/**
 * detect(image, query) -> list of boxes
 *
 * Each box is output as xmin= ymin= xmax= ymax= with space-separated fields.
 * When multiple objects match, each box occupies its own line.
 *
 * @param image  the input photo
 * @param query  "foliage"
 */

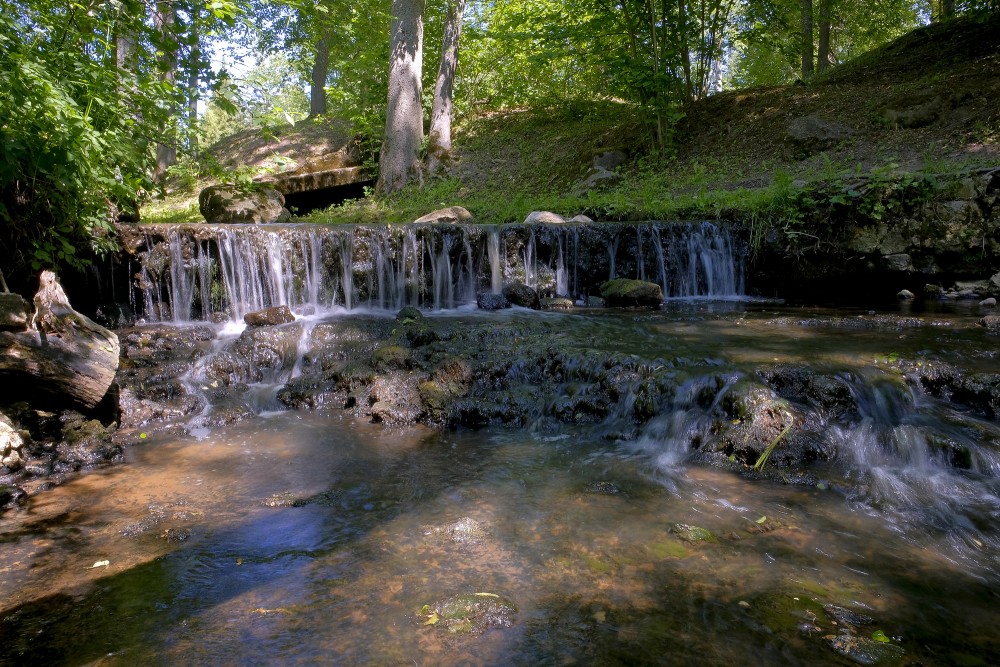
xmin=0 ymin=5 xmax=159 ymax=276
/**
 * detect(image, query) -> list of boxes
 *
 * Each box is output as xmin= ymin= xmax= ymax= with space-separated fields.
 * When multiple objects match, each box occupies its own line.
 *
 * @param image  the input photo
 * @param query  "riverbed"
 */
xmin=2 ymin=303 xmax=999 ymax=666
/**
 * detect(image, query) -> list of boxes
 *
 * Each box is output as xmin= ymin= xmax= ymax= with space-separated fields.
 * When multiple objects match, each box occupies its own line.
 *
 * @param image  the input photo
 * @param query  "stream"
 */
xmin=2 ymin=301 xmax=1000 ymax=666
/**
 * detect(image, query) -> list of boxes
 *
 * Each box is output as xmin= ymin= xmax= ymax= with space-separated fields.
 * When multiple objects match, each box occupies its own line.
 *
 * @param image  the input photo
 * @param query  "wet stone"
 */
xmin=824 ymin=604 xmax=874 ymax=628
xmin=826 ymin=634 xmax=904 ymax=666
xmin=159 ymin=527 xmax=192 ymax=543
xmin=670 ymin=523 xmax=717 ymax=543
xmin=419 ymin=592 xmax=517 ymax=635
xmin=432 ymin=516 xmax=489 ymax=544
xmin=587 ymin=481 xmax=623 ymax=495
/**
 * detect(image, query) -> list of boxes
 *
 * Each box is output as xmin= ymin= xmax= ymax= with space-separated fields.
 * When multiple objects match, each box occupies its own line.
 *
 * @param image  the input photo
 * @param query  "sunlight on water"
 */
xmin=4 ymin=305 xmax=1000 ymax=665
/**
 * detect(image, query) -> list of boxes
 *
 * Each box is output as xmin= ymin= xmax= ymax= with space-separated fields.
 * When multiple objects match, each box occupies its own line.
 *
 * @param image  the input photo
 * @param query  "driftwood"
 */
xmin=0 ymin=271 xmax=119 ymax=410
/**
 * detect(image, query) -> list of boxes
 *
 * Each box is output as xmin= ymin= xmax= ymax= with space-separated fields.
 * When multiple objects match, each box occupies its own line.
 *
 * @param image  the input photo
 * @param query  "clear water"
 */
xmin=2 ymin=305 xmax=1000 ymax=666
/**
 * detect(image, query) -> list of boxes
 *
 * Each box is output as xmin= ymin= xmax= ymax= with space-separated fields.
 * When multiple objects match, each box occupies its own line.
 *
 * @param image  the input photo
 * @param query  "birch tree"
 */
xmin=426 ymin=0 xmax=465 ymax=173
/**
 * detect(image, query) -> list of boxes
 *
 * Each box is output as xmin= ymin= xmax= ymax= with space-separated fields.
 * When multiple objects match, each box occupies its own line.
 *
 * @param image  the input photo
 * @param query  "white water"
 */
xmin=136 ymin=221 xmax=747 ymax=323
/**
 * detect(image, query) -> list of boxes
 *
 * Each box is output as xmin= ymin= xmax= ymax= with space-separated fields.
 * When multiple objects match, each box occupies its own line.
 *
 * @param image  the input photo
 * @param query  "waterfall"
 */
xmin=487 ymin=227 xmax=502 ymax=294
xmin=133 ymin=221 xmax=747 ymax=322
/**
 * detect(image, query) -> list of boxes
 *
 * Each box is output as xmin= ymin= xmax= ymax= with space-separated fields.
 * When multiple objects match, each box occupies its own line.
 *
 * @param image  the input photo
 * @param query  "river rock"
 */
xmin=414 ymin=206 xmax=473 ymax=223
xmin=523 ymin=210 xmax=566 ymax=224
xmin=980 ymin=315 xmax=1000 ymax=333
xmin=896 ymin=289 xmax=915 ymax=300
xmin=600 ymin=278 xmax=663 ymax=308
xmin=981 ymin=297 xmax=997 ymax=307
xmin=234 ymin=322 xmax=303 ymax=370
xmin=757 ymin=365 xmax=855 ymax=419
xmin=419 ymin=592 xmax=517 ymax=635
xmin=396 ymin=306 xmax=423 ymax=322
xmin=198 ymin=184 xmax=291 ymax=224
xmin=502 ymin=283 xmax=540 ymax=309
xmin=568 ymin=214 xmax=594 ymax=223
xmin=826 ymin=634 xmax=904 ymax=665
xmin=56 ymin=411 xmax=122 ymax=471
xmin=369 ymin=374 xmax=424 ymax=425
xmin=477 ymin=292 xmax=509 ymax=310
xmin=1 ymin=415 xmax=25 ymax=471
xmin=540 ymin=297 xmax=574 ymax=310
xmin=244 ymin=305 xmax=295 ymax=327
xmin=0 ymin=293 xmax=30 ymax=331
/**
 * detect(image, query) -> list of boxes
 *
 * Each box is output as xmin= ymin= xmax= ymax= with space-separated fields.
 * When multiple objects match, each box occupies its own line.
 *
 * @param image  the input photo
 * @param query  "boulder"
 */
xmin=0 ymin=293 xmax=30 ymax=331
xmin=881 ymin=93 xmax=946 ymax=129
xmin=477 ymin=292 xmax=509 ymax=310
xmin=198 ymin=184 xmax=291 ymax=224
xmin=243 ymin=305 xmax=295 ymax=327
xmin=523 ymin=211 xmax=566 ymax=224
xmin=540 ymin=297 xmax=574 ymax=310
xmin=414 ymin=206 xmax=473 ymax=224
xmin=593 ymin=150 xmax=627 ymax=171
xmin=981 ymin=297 xmax=997 ymax=307
xmin=0 ymin=271 xmax=119 ymax=410
xmin=574 ymin=167 xmax=622 ymax=194
xmin=395 ymin=306 xmax=423 ymax=322
xmin=897 ymin=289 xmax=915 ymax=300
xmin=600 ymin=278 xmax=663 ymax=308
xmin=980 ymin=315 xmax=1000 ymax=333
xmin=786 ymin=116 xmax=855 ymax=154
xmin=568 ymin=214 xmax=594 ymax=223
xmin=502 ymin=283 xmax=540 ymax=309
xmin=1 ymin=416 xmax=25 ymax=471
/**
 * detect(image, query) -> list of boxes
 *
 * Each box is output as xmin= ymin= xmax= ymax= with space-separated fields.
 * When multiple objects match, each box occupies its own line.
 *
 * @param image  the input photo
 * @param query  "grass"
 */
xmin=141 ymin=15 xmax=999 ymax=228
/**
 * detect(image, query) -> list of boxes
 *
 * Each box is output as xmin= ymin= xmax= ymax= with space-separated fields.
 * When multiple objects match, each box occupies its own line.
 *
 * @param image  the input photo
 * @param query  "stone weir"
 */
xmin=118 ymin=220 xmax=746 ymax=322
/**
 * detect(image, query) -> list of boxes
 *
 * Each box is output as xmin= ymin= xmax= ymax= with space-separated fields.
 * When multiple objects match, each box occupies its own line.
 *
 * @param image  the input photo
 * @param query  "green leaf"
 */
xmin=871 ymin=630 xmax=890 ymax=643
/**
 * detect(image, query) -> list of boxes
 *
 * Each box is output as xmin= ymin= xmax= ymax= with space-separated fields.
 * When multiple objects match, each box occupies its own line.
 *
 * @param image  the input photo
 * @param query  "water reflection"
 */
xmin=2 ymin=304 xmax=1000 ymax=665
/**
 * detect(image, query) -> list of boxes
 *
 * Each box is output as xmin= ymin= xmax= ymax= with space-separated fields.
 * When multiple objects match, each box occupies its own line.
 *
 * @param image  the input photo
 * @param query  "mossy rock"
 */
xmin=372 ymin=346 xmax=411 ymax=371
xmin=419 ymin=592 xmax=517 ymax=635
xmin=599 ymin=278 xmax=663 ymax=308
xmin=396 ymin=306 xmax=423 ymax=323
xmin=670 ymin=523 xmax=717 ymax=543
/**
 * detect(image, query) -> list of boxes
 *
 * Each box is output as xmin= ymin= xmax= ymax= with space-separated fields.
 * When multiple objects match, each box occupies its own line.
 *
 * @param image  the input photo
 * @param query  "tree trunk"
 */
xmin=937 ymin=0 xmax=955 ymax=21
xmin=311 ymin=28 xmax=333 ymax=116
xmin=801 ymin=0 xmax=814 ymax=79
xmin=817 ymin=0 xmax=832 ymax=71
xmin=0 ymin=272 xmax=119 ymax=410
xmin=426 ymin=0 xmax=465 ymax=174
xmin=188 ymin=3 xmax=200 ymax=156
xmin=376 ymin=0 xmax=426 ymax=194
xmin=154 ymin=0 xmax=178 ymax=181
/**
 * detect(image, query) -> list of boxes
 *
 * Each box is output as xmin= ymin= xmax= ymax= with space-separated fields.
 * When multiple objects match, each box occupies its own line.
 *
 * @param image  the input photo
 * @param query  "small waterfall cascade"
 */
xmin=130 ymin=220 xmax=748 ymax=323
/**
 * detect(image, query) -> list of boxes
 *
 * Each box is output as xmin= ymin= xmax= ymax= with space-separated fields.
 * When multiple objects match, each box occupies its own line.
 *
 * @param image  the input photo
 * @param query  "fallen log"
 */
xmin=0 ymin=271 xmax=119 ymax=410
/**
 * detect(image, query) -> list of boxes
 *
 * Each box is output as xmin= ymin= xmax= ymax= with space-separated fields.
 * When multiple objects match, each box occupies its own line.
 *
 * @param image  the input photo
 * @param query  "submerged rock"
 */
xmin=670 ymin=523 xmax=717 ymax=543
xmin=419 ymin=592 xmax=517 ymax=635
xmin=826 ymin=634 xmax=904 ymax=665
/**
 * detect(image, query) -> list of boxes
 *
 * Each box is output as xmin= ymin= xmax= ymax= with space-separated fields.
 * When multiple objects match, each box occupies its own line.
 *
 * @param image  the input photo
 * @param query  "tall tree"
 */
xmin=817 ymin=0 xmax=832 ymax=71
xmin=187 ymin=1 xmax=202 ymax=155
xmin=311 ymin=27 xmax=333 ymax=116
xmin=801 ymin=0 xmax=814 ymax=78
xmin=377 ymin=0 xmax=426 ymax=194
xmin=426 ymin=0 xmax=465 ymax=174
xmin=154 ymin=0 xmax=178 ymax=180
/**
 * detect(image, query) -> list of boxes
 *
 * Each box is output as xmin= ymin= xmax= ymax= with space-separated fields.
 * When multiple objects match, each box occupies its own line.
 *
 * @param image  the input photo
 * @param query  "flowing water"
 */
xmin=3 ymin=302 xmax=1000 ymax=666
